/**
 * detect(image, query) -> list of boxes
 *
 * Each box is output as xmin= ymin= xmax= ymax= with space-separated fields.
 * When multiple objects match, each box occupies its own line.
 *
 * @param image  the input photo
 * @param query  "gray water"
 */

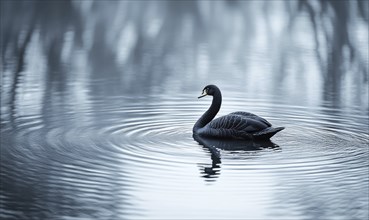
xmin=1 ymin=1 xmax=368 ymax=220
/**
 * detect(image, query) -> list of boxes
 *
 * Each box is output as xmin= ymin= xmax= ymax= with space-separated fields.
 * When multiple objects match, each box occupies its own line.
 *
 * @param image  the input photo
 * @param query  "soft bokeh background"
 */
xmin=1 ymin=0 xmax=368 ymax=106
xmin=1 ymin=1 xmax=368 ymax=220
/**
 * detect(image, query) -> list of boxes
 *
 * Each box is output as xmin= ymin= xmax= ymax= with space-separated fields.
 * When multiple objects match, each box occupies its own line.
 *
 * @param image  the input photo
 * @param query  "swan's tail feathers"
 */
xmin=253 ymin=127 xmax=285 ymax=140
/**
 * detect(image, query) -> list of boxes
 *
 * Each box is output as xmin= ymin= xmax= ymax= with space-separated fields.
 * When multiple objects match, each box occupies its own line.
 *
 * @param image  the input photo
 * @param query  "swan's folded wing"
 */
xmin=207 ymin=114 xmax=268 ymax=133
xmin=229 ymin=111 xmax=272 ymax=127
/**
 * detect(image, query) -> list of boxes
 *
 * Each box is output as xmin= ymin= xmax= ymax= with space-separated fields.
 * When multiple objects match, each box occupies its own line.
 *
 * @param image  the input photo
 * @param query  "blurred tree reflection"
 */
xmin=1 ymin=0 xmax=368 ymax=112
xmin=296 ymin=0 xmax=368 ymax=104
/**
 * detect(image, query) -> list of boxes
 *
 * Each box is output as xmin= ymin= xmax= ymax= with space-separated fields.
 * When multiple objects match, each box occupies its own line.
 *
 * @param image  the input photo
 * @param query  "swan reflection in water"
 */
xmin=193 ymin=134 xmax=280 ymax=181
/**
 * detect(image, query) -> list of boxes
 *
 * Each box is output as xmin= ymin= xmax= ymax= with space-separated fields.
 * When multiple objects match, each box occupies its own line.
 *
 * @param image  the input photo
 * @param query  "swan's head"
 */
xmin=198 ymin=85 xmax=218 ymax=99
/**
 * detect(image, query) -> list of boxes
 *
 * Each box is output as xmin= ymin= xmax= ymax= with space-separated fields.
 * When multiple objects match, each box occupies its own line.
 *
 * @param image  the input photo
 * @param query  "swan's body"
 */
xmin=193 ymin=85 xmax=284 ymax=140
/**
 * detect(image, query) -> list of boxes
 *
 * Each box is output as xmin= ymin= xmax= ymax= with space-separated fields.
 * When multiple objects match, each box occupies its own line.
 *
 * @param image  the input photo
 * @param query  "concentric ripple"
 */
xmin=1 ymin=94 xmax=368 ymax=220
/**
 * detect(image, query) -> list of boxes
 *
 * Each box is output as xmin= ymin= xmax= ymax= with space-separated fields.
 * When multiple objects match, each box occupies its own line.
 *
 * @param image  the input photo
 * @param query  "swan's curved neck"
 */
xmin=193 ymin=89 xmax=222 ymax=131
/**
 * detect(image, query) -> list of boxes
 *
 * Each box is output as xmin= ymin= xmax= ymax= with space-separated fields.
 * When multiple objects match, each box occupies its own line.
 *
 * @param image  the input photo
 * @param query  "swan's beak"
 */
xmin=198 ymin=90 xmax=208 ymax=99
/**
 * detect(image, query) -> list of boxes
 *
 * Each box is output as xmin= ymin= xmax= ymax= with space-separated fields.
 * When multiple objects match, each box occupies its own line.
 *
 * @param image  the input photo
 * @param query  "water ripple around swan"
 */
xmin=1 ymin=94 xmax=368 ymax=219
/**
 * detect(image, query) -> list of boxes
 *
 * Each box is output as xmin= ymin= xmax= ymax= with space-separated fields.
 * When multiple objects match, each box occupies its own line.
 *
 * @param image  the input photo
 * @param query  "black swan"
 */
xmin=193 ymin=85 xmax=284 ymax=140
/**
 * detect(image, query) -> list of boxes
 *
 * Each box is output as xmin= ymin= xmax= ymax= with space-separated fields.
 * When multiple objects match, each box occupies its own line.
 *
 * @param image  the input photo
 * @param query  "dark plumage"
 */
xmin=193 ymin=85 xmax=284 ymax=140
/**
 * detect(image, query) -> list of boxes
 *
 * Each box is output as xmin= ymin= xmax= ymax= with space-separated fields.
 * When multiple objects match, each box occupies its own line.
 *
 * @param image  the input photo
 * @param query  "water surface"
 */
xmin=1 ymin=1 xmax=368 ymax=219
